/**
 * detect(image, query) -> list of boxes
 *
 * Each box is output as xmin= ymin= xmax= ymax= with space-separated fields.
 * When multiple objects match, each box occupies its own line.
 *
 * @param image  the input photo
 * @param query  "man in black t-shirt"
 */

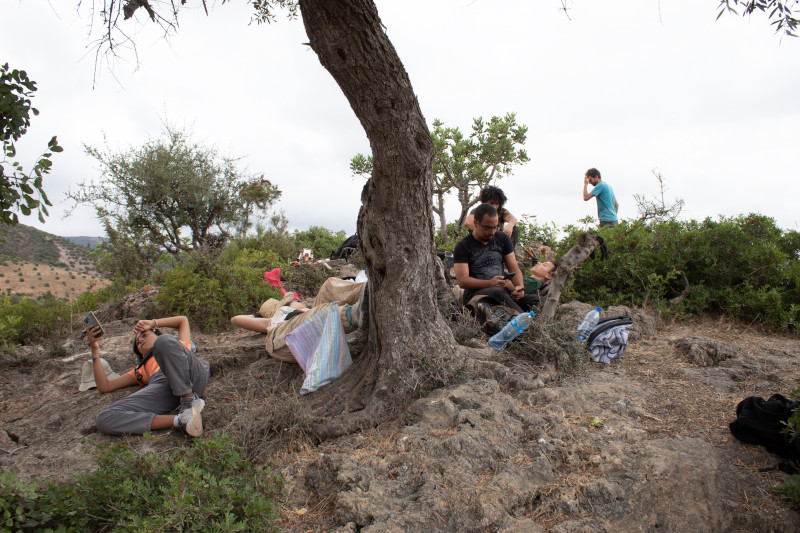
xmin=453 ymin=203 xmax=538 ymax=313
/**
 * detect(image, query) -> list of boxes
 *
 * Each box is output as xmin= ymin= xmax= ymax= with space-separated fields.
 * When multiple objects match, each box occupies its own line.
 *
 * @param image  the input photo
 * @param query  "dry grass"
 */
xmin=210 ymin=362 xmax=314 ymax=463
xmin=0 ymin=259 xmax=109 ymax=299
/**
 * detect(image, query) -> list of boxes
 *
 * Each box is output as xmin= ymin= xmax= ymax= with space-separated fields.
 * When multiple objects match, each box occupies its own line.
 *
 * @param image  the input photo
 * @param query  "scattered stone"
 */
xmin=672 ymin=336 xmax=742 ymax=367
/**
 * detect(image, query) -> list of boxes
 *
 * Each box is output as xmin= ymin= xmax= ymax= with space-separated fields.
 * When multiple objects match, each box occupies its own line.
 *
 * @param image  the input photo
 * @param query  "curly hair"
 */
xmin=479 ymin=186 xmax=508 ymax=209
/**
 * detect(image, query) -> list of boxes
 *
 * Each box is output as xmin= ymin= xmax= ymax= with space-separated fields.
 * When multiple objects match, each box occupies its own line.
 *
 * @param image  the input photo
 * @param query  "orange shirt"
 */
xmin=126 ymin=340 xmax=191 ymax=386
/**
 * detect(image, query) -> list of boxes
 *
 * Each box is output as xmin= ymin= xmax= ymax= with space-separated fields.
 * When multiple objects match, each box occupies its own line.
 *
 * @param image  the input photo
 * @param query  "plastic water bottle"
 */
xmin=488 ymin=311 xmax=535 ymax=350
xmin=577 ymin=306 xmax=602 ymax=341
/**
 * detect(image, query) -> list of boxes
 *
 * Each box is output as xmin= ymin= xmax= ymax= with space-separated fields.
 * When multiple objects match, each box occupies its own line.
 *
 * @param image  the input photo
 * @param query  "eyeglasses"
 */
xmin=478 ymin=223 xmax=501 ymax=231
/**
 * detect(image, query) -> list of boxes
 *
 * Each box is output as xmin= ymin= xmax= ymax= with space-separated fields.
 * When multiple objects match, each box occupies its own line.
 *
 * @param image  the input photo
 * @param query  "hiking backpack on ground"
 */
xmin=330 ymin=234 xmax=360 ymax=261
xmin=586 ymin=316 xmax=633 ymax=364
xmin=729 ymin=394 xmax=800 ymax=473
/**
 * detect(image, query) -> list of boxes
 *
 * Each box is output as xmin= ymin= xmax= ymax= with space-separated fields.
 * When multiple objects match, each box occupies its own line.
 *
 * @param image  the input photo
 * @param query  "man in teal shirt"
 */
xmin=583 ymin=167 xmax=619 ymax=227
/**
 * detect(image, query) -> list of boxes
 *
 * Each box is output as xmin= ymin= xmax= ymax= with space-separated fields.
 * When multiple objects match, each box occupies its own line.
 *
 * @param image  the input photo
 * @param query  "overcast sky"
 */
xmin=2 ymin=0 xmax=798 ymax=239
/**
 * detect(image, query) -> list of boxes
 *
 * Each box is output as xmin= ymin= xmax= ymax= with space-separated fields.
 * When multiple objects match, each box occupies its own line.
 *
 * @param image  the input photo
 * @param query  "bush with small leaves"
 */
xmin=0 ymin=433 xmax=281 ymax=531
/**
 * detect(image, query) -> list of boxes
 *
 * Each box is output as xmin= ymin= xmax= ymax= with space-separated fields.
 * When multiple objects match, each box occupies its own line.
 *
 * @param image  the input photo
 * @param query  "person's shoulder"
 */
xmin=454 ymin=233 xmax=475 ymax=249
xmin=494 ymin=231 xmax=512 ymax=246
xmin=453 ymin=233 xmax=476 ymax=261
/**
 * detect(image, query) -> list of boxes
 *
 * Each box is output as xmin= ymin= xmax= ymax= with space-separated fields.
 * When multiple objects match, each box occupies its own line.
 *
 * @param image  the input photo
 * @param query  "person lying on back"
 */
xmin=87 ymin=315 xmax=210 ymax=437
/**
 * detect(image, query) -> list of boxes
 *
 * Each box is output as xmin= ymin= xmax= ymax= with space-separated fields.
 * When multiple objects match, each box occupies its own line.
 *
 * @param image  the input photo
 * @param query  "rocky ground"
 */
xmin=1 ymin=290 xmax=798 ymax=532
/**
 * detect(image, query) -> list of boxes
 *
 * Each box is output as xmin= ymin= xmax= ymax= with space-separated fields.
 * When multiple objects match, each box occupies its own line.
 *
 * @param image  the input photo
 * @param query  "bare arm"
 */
xmin=615 ymin=198 xmax=619 ymax=213
xmin=464 ymin=213 xmax=476 ymax=231
xmin=86 ymin=326 xmax=138 ymax=393
xmin=502 ymin=211 xmax=518 ymax=237
xmin=231 ymin=315 xmax=272 ymax=333
xmin=583 ymin=175 xmax=594 ymax=201
xmin=134 ymin=315 xmax=191 ymax=344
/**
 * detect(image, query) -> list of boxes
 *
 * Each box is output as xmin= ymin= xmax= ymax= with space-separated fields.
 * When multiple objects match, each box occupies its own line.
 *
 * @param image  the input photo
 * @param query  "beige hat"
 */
xmin=259 ymin=292 xmax=296 ymax=319
xmin=79 ymin=358 xmax=121 ymax=391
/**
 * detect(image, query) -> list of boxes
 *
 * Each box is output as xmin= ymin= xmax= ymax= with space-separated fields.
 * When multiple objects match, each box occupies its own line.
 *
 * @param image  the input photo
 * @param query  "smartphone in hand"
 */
xmin=502 ymin=272 xmax=517 ymax=280
xmin=83 ymin=311 xmax=105 ymax=338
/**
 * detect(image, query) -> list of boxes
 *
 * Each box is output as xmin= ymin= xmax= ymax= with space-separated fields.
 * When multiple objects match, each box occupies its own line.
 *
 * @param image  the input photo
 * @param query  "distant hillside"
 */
xmin=64 ymin=236 xmax=105 ymax=249
xmin=0 ymin=224 xmax=100 ymax=274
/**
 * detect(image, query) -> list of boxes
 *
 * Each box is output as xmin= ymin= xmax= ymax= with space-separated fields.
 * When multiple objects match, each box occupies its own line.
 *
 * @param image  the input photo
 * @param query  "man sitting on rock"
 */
xmin=454 ymin=203 xmax=538 ymax=316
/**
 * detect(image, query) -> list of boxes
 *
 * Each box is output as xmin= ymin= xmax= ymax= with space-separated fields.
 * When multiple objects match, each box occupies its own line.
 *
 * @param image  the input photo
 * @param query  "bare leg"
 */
xmin=231 ymin=315 xmax=271 ymax=333
xmin=151 ymin=414 xmax=176 ymax=430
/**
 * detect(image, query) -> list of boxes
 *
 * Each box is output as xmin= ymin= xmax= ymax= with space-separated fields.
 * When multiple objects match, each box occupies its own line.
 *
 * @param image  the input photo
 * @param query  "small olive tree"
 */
xmin=70 ymin=125 xmax=279 ymax=256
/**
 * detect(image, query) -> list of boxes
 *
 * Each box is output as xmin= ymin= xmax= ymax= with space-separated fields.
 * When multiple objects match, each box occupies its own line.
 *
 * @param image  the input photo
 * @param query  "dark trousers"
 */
xmin=464 ymin=286 xmax=538 ymax=313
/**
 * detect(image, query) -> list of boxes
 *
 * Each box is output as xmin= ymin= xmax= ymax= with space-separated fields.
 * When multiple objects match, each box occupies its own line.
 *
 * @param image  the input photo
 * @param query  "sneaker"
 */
xmin=178 ymin=397 xmax=205 ymax=437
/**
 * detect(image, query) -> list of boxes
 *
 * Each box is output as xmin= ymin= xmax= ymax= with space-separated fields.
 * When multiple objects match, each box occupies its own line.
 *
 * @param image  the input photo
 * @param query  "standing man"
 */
xmin=453 ymin=203 xmax=538 ymax=313
xmin=583 ymin=168 xmax=619 ymax=227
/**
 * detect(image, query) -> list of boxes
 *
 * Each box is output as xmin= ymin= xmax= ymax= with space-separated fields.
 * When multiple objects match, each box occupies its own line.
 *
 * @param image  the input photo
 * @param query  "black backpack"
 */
xmin=730 ymin=394 xmax=800 ymax=473
xmin=331 ymin=234 xmax=360 ymax=261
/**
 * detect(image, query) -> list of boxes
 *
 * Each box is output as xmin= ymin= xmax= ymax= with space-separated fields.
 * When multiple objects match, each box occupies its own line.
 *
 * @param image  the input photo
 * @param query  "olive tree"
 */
xmin=352 ymin=113 xmax=529 ymax=244
xmin=71 ymin=125 xmax=279 ymax=255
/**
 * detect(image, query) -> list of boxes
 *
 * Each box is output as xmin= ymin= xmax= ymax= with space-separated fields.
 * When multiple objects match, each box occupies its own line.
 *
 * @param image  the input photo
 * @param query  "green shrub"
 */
xmin=0 ymin=313 xmax=21 ymax=356
xmin=557 ymin=215 xmax=800 ymax=330
xmin=774 ymin=377 xmax=800 ymax=510
xmin=517 ymin=214 xmax=559 ymax=248
xmin=0 ymin=295 xmax=71 ymax=345
xmin=155 ymin=247 xmax=284 ymax=330
xmin=0 ymin=434 xmax=281 ymax=532
xmin=237 ymin=226 xmax=298 ymax=262
xmin=284 ymin=262 xmax=336 ymax=297
xmin=434 ymin=220 xmax=469 ymax=251
xmin=775 ymin=474 xmax=800 ymax=511
xmin=293 ymin=225 xmax=347 ymax=260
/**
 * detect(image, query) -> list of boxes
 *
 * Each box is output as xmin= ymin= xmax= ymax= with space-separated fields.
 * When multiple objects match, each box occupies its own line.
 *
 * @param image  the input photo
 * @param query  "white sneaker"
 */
xmin=178 ymin=398 xmax=205 ymax=437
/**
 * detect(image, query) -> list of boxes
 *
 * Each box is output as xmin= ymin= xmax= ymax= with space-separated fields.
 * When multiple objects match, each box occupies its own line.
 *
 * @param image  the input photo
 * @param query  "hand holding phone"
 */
xmin=502 ymin=272 xmax=517 ymax=280
xmin=83 ymin=312 xmax=105 ymax=338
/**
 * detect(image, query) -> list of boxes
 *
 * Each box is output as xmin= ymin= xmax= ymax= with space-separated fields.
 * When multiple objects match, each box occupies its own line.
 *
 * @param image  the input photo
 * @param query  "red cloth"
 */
xmin=263 ymin=268 xmax=299 ymax=300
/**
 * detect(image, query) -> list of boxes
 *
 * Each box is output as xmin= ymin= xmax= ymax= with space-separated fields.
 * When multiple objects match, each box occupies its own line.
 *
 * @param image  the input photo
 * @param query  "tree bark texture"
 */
xmin=298 ymin=0 xmax=459 ymax=438
xmin=541 ymin=233 xmax=601 ymax=318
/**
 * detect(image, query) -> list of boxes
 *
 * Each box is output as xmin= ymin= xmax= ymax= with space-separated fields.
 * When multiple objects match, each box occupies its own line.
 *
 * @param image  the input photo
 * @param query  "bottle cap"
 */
xmin=595 ymin=306 xmax=601 ymax=311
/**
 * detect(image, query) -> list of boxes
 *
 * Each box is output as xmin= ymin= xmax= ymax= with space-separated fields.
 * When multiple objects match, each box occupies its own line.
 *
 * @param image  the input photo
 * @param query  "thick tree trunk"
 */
xmin=299 ymin=0 xmax=459 ymax=438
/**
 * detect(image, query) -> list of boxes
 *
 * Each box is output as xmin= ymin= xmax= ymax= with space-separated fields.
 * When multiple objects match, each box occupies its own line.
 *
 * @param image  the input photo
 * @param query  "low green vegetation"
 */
xmin=154 ymin=246 xmax=285 ymax=330
xmin=556 ymin=214 xmax=800 ymax=331
xmin=0 ymin=434 xmax=281 ymax=532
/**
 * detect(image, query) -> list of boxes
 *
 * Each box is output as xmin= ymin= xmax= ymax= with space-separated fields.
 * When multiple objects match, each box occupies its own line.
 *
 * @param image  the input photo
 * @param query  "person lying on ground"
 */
xmin=524 ymin=260 xmax=556 ymax=302
xmin=454 ymin=203 xmax=538 ymax=314
xmin=231 ymin=276 xmax=369 ymax=363
xmin=464 ymin=185 xmax=519 ymax=245
xmin=86 ymin=315 xmax=210 ymax=437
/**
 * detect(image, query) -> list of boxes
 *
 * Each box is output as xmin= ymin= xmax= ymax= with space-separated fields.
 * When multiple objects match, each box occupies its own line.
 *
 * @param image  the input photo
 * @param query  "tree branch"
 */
xmin=541 ymin=233 xmax=601 ymax=318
